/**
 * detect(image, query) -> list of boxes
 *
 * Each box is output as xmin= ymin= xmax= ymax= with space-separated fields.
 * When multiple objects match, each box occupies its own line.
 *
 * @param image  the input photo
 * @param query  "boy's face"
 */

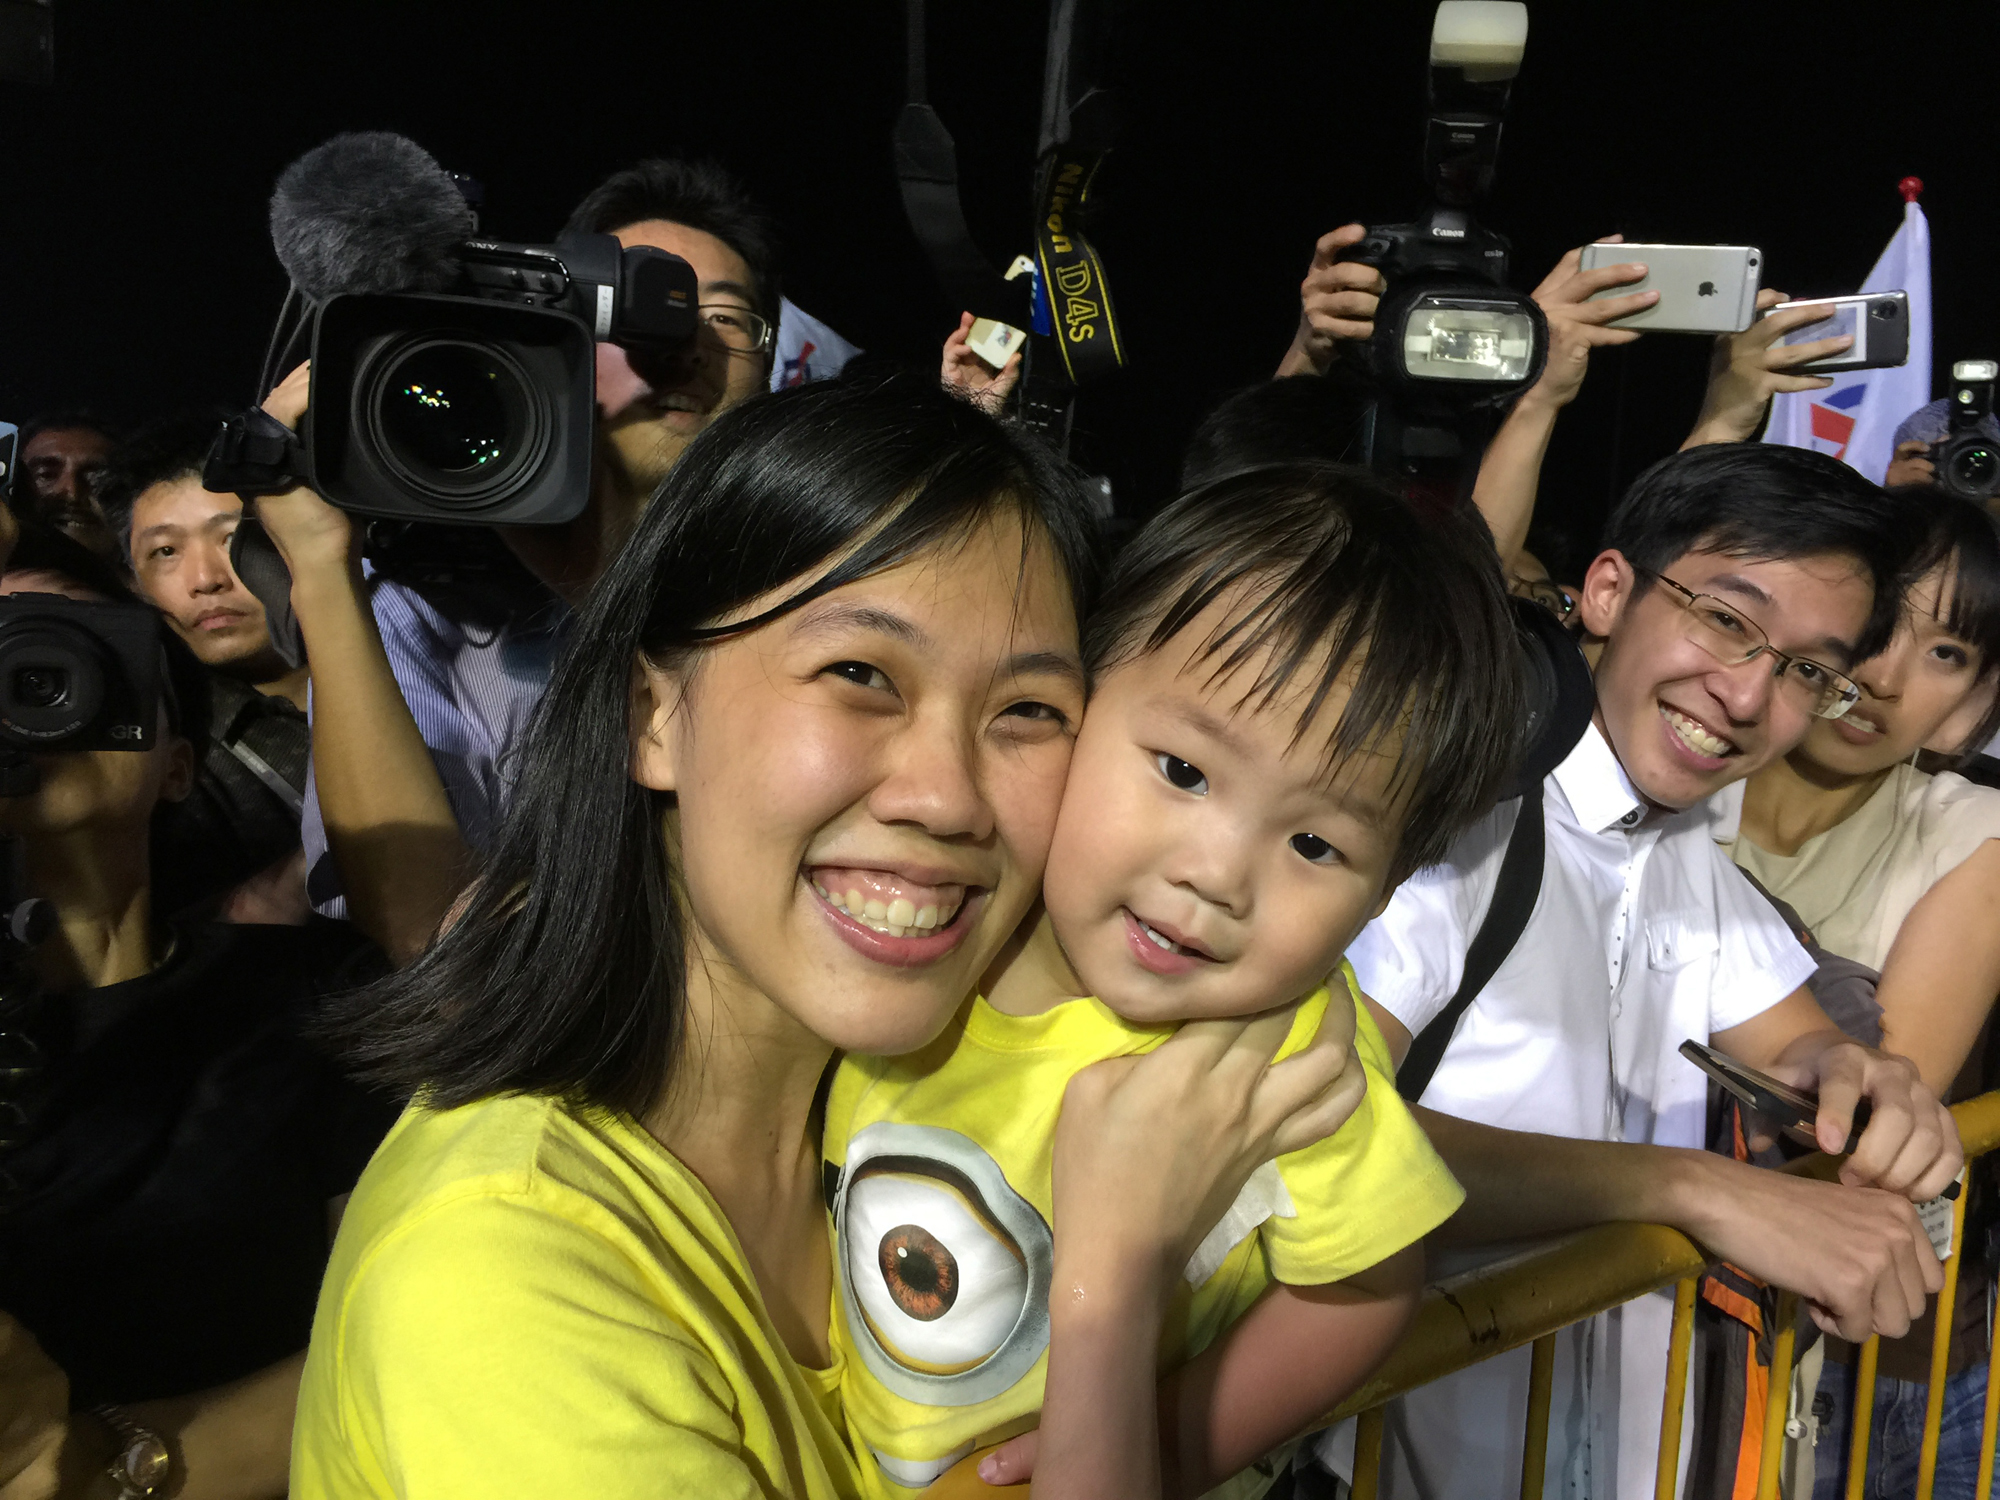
xmin=1043 ymin=612 xmax=1406 ymax=1024
xmin=1579 ymin=544 xmax=1873 ymax=810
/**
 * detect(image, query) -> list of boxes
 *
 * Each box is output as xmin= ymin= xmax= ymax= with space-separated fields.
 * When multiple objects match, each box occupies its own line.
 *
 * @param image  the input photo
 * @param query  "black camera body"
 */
xmin=305 ymin=232 xmax=697 ymax=526
xmin=0 ymin=595 xmax=161 ymax=755
xmin=1338 ymin=4 xmax=1544 ymax=492
xmin=1934 ymin=359 xmax=2000 ymax=502
xmin=217 ymin=232 xmax=699 ymax=528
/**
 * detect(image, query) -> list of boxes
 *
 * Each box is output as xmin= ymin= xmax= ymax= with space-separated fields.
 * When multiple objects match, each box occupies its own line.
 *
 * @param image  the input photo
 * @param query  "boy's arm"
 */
xmin=969 ymin=1250 xmax=1422 ymax=1498
xmin=1158 ymin=1251 xmax=1421 ymax=1499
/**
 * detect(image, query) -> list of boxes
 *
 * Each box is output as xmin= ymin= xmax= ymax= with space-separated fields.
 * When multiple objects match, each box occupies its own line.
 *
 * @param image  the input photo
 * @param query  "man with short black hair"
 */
xmin=1315 ymin=444 xmax=1960 ymax=1498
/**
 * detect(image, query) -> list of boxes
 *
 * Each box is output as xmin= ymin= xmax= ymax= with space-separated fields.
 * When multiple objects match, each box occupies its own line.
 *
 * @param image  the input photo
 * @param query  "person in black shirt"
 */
xmin=0 ymin=524 xmax=396 ymax=1498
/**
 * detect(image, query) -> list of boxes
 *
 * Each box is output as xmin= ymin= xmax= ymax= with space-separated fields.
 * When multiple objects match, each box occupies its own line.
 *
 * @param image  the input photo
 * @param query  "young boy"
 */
xmin=823 ymin=462 xmax=1529 ymax=1497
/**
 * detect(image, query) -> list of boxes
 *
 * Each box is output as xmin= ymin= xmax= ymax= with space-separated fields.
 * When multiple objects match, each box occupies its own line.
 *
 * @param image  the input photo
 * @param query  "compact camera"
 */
xmin=210 ymin=232 xmax=699 ymax=527
xmin=0 ymin=595 xmax=161 ymax=755
xmin=1934 ymin=360 xmax=2000 ymax=503
xmin=1338 ymin=2 xmax=1547 ymax=488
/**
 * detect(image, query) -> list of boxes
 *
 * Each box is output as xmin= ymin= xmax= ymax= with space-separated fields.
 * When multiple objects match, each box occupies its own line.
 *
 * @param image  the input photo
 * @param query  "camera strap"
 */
xmin=895 ymin=0 xmax=1126 ymax=445
xmin=891 ymin=0 xmax=1028 ymax=330
xmin=1396 ymin=782 xmax=1545 ymax=1103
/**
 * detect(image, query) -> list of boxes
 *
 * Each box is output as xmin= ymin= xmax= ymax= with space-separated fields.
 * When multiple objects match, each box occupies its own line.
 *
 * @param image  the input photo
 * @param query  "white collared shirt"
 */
xmin=1319 ymin=724 xmax=1814 ymax=1500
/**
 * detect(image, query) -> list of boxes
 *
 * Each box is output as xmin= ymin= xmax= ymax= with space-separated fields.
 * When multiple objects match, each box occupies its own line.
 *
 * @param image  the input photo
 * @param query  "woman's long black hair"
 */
xmin=321 ymin=373 xmax=1100 ymax=1116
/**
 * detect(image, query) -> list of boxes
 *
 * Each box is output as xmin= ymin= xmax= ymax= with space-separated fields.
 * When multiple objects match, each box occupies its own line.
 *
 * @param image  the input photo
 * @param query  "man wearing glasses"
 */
xmin=1312 ymin=444 xmax=1962 ymax=1499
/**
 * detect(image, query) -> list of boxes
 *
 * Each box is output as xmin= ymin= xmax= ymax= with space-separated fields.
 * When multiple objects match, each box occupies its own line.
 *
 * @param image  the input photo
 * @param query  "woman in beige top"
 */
xmin=1728 ymin=486 xmax=2000 ymax=1500
xmin=1732 ymin=487 xmax=2000 ymax=1093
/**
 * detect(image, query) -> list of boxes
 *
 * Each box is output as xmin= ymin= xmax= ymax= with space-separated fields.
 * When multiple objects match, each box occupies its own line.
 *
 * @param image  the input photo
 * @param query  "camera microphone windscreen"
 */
xmin=269 ymin=132 xmax=476 ymax=302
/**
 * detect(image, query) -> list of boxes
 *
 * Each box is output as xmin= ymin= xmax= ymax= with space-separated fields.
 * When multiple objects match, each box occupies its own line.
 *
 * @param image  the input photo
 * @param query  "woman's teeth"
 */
xmin=1845 ymin=714 xmax=1882 ymax=735
xmin=1664 ymin=707 xmax=1732 ymax=758
xmin=813 ymin=881 xmax=955 ymax=938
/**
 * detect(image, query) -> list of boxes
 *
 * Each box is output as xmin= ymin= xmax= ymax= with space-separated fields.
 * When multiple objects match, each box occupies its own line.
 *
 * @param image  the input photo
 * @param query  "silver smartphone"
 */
xmin=1767 ymin=292 xmax=1910 ymax=372
xmin=1579 ymin=242 xmax=1763 ymax=334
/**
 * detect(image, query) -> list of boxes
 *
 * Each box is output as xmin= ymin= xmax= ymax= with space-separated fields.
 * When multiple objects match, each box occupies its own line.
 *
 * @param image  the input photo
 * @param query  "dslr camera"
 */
xmin=1933 ymin=359 xmax=2000 ymax=503
xmin=1339 ymin=1 xmax=1547 ymax=491
xmin=0 ymin=596 xmax=161 ymax=760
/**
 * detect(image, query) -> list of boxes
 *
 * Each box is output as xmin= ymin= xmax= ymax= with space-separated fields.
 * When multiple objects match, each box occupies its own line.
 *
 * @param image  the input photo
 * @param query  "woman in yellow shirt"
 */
xmin=290 ymin=374 xmax=1354 ymax=1500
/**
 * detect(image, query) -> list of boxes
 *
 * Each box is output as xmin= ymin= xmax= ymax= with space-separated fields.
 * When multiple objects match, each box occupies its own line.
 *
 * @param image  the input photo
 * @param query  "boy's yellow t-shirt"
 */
xmin=823 ymin=962 xmax=1462 ymax=1494
xmin=293 ymin=1094 xmax=871 ymax=1500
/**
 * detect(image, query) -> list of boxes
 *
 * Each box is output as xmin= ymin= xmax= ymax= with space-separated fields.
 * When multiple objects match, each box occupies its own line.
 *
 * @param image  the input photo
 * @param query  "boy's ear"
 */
xmin=1927 ymin=671 xmax=2000 ymax=757
xmin=1576 ymin=548 xmax=1640 ymax=640
xmin=629 ymin=656 xmax=685 ymax=792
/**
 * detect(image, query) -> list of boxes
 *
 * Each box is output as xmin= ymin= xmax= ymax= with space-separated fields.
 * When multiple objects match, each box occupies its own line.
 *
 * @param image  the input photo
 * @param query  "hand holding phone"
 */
xmin=1680 ymin=1039 xmax=1877 ymax=1156
xmin=1580 ymin=243 xmax=1762 ymax=334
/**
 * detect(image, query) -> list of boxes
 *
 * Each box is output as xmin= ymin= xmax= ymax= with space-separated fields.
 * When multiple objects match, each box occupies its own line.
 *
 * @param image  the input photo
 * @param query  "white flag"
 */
xmin=770 ymin=298 xmax=862 ymax=391
xmin=1764 ymin=194 xmax=1932 ymax=483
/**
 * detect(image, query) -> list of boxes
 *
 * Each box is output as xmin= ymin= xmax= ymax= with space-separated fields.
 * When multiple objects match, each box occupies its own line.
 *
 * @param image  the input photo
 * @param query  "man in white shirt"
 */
xmin=1320 ymin=442 xmax=1963 ymax=1498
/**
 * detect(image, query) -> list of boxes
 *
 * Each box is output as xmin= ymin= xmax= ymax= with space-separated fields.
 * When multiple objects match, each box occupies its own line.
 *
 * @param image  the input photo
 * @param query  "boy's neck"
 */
xmin=982 ymin=905 xmax=1092 ymax=1017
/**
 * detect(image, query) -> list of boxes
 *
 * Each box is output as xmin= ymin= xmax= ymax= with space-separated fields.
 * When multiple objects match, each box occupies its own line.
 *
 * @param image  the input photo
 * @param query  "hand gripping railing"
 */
xmin=926 ymin=1090 xmax=2000 ymax=1500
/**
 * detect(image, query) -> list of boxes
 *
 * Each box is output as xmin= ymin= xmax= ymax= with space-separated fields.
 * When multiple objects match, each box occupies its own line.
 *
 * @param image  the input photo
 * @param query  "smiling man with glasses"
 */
xmin=1313 ymin=443 xmax=1959 ymax=1500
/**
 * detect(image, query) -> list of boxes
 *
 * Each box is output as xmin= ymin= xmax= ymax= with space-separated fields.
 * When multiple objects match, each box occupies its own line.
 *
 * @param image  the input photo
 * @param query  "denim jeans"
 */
xmin=1812 ymin=1356 xmax=1998 ymax=1499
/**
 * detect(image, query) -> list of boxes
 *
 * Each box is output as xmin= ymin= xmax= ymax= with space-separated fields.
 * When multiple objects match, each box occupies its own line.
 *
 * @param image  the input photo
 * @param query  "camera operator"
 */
xmin=259 ymin=156 xmax=784 ymax=960
xmin=0 ymin=519 xmax=396 ymax=1500
xmin=14 ymin=413 xmax=120 ymax=562
xmin=94 ymin=417 xmax=312 ymax=925
xmin=1881 ymin=398 xmax=2000 ymax=489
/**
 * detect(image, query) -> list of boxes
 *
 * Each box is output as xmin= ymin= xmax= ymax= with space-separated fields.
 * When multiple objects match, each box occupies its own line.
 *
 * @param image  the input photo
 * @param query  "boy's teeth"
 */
xmin=1139 ymin=918 xmax=1185 ymax=954
xmin=1665 ymin=708 xmax=1732 ymax=757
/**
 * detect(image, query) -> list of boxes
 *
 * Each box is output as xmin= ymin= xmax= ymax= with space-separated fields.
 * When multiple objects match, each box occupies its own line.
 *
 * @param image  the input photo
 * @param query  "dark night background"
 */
xmin=6 ymin=1 xmax=1998 ymax=555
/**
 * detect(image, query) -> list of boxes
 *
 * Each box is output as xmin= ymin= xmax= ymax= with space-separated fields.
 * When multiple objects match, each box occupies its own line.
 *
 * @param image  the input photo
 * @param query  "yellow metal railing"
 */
xmin=1330 ymin=1090 xmax=2000 ymax=1500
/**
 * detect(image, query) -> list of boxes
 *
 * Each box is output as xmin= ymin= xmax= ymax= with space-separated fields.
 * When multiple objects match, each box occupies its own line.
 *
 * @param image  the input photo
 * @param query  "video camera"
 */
xmin=207 ymin=134 xmax=704 ymax=527
xmin=1934 ymin=360 xmax=2000 ymax=503
xmin=1339 ymin=1 xmax=1547 ymax=492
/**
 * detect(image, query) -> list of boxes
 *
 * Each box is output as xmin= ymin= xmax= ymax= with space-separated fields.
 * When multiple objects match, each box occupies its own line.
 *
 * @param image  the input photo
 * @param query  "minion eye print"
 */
xmin=833 ymin=1124 xmax=1054 ymax=1407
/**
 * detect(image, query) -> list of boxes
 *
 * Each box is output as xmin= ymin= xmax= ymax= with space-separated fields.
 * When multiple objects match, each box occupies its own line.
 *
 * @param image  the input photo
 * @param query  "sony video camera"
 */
xmin=208 ymin=135 xmax=703 ymax=527
xmin=1934 ymin=360 xmax=2000 ymax=503
xmin=1339 ymin=1 xmax=1547 ymax=491
xmin=0 ymin=595 xmax=162 ymax=758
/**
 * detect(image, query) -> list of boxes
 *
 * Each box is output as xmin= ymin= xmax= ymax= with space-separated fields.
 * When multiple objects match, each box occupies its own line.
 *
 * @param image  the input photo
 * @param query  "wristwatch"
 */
xmin=90 ymin=1405 xmax=171 ymax=1498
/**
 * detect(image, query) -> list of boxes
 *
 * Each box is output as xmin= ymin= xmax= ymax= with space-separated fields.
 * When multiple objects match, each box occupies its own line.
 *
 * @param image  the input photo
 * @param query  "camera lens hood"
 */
xmin=1502 ymin=593 xmax=1595 ymax=802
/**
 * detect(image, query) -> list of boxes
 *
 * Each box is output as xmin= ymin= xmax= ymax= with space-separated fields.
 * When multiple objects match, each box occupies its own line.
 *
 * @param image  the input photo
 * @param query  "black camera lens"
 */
xmin=11 ymin=668 xmax=65 ymax=710
xmin=363 ymin=337 xmax=549 ymax=508
xmin=0 ymin=626 xmax=105 ymax=744
xmin=1951 ymin=445 xmax=2000 ymax=494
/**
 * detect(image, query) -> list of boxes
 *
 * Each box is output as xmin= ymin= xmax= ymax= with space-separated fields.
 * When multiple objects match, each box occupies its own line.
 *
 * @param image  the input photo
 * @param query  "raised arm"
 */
xmin=1681 ymin=289 xmax=1850 ymax=449
xmin=1276 ymin=225 xmax=1386 ymax=379
xmin=254 ymin=363 xmax=472 ymax=963
xmin=1469 ymin=239 xmax=1652 ymax=571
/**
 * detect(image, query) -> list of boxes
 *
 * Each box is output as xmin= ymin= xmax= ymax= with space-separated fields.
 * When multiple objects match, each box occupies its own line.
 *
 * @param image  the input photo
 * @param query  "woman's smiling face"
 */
xmin=631 ymin=513 xmax=1085 ymax=1057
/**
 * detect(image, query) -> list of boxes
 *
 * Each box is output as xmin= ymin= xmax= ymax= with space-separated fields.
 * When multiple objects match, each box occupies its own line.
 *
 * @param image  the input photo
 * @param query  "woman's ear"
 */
xmin=1926 ymin=671 xmax=2000 ymax=757
xmin=1576 ymin=549 xmax=1638 ymax=641
xmin=629 ymin=655 xmax=685 ymax=792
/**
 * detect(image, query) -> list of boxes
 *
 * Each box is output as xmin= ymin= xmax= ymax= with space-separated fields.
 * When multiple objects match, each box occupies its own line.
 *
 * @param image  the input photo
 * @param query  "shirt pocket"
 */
xmin=1645 ymin=914 xmax=1722 ymax=971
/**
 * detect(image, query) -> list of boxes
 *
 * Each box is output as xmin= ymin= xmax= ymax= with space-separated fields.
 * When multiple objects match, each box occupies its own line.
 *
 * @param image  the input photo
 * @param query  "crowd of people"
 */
xmin=0 ymin=144 xmax=1995 ymax=1500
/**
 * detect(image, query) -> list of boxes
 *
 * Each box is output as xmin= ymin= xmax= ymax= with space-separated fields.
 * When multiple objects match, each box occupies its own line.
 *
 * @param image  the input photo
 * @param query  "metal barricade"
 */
xmin=925 ymin=1091 xmax=2000 ymax=1500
